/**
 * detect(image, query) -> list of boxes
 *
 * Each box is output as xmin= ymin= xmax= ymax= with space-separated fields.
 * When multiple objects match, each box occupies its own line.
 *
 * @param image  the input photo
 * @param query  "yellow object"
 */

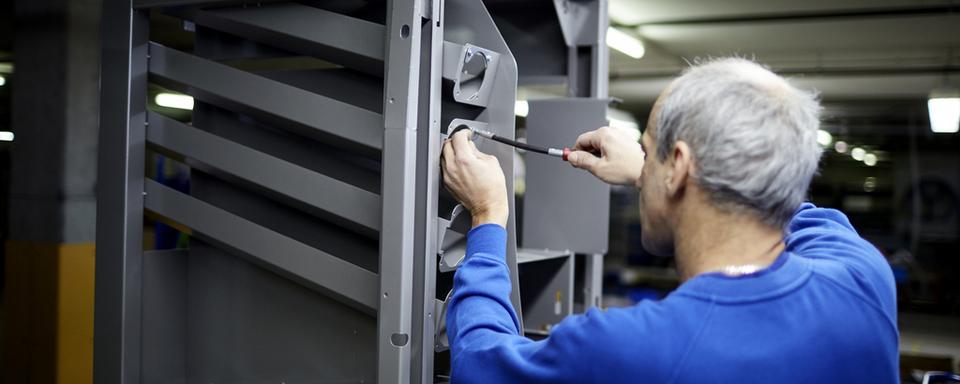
xmin=4 ymin=241 xmax=95 ymax=384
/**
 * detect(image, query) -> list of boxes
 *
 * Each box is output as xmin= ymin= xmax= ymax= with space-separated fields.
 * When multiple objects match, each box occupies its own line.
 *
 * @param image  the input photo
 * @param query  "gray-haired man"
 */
xmin=441 ymin=58 xmax=898 ymax=383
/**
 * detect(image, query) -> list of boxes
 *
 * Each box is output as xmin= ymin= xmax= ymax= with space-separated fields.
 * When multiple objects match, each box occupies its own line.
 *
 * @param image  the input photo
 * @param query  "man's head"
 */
xmin=637 ymin=58 xmax=823 ymax=256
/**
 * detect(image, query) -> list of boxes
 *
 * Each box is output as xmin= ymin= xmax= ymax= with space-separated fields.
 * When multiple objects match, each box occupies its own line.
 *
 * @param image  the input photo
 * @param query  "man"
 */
xmin=440 ymin=58 xmax=898 ymax=383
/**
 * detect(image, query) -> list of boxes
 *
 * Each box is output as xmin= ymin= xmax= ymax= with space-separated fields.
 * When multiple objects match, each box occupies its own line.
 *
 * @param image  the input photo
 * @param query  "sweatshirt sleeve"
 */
xmin=445 ymin=224 xmax=642 ymax=384
xmin=785 ymin=203 xmax=896 ymax=315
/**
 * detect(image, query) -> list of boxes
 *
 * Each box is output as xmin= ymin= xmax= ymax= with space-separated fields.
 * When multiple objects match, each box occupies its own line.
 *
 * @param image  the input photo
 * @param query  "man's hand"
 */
xmin=566 ymin=126 xmax=645 ymax=186
xmin=442 ymin=129 xmax=509 ymax=228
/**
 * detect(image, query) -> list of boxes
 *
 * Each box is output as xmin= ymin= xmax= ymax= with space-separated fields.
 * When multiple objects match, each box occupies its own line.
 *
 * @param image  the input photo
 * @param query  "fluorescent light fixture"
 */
xmin=928 ymin=96 xmax=960 ymax=134
xmin=834 ymin=141 xmax=848 ymax=153
xmin=851 ymin=147 xmax=866 ymax=161
xmin=816 ymin=130 xmax=832 ymax=146
xmin=515 ymin=100 xmax=529 ymax=117
xmin=0 ymin=131 xmax=14 ymax=142
xmin=0 ymin=75 xmax=5 ymax=87
xmin=863 ymin=153 xmax=877 ymax=166
xmin=607 ymin=27 xmax=645 ymax=59
xmin=155 ymin=93 xmax=194 ymax=110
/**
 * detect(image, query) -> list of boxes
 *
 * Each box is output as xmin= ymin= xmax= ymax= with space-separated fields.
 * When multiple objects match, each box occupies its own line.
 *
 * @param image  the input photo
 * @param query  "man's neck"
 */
xmin=673 ymin=203 xmax=785 ymax=282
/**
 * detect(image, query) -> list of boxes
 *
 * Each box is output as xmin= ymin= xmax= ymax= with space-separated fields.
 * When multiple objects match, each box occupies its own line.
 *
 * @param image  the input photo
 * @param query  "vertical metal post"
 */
xmin=412 ymin=0 xmax=444 ymax=382
xmin=94 ymin=3 xmax=149 ymax=383
xmin=583 ymin=253 xmax=604 ymax=309
xmin=592 ymin=0 xmax=609 ymax=99
xmin=379 ymin=0 xmax=424 ymax=382
xmin=560 ymin=0 xmax=609 ymax=99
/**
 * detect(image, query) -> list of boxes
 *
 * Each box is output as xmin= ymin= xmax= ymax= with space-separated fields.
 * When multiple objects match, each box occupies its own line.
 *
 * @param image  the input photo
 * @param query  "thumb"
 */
xmin=567 ymin=150 xmax=601 ymax=171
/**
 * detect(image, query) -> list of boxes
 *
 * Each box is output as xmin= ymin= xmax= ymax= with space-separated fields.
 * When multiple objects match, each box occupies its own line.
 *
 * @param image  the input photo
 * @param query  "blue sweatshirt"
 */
xmin=446 ymin=203 xmax=899 ymax=383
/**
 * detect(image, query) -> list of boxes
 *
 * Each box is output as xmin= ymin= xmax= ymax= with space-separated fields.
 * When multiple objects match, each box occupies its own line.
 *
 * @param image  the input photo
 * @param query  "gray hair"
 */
xmin=654 ymin=58 xmax=822 ymax=228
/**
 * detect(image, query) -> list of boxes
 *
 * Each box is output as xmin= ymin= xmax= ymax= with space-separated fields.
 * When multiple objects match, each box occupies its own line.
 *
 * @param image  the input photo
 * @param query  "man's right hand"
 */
xmin=566 ymin=126 xmax=645 ymax=186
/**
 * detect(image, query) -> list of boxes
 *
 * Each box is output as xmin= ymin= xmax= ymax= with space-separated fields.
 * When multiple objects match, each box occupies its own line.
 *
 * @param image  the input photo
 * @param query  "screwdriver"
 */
xmin=452 ymin=124 xmax=572 ymax=161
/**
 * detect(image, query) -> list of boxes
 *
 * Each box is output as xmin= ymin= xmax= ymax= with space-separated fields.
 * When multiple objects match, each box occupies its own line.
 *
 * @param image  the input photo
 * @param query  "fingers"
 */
xmin=441 ymin=138 xmax=456 ymax=172
xmin=450 ymin=129 xmax=479 ymax=159
xmin=573 ymin=127 xmax=606 ymax=153
xmin=567 ymin=150 xmax=601 ymax=172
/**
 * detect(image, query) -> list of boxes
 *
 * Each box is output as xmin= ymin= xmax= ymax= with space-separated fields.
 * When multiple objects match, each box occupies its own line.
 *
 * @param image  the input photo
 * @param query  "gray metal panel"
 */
xmin=522 ymin=98 xmax=610 ymax=254
xmin=186 ymin=241 xmax=377 ymax=383
xmin=446 ymin=0 xmax=525 ymax=329
xmin=142 ymin=179 xmax=380 ymax=313
xmin=145 ymin=111 xmax=381 ymax=234
xmin=94 ymin=5 xmax=148 ymax=383
xmin=378 ymin=0 xmax=424 ymax=380
xmin=198 ymin=4 xmax=385 ymax=76
xmin=141 ymin=249 xmax=188 ymax=384
xmin=261 ymin=69 xmax=385 ymax=116
xmin=147 ymin=42 xmax=384 ymax=152
xmin=518 ymin=252 xmax=574 ymax=334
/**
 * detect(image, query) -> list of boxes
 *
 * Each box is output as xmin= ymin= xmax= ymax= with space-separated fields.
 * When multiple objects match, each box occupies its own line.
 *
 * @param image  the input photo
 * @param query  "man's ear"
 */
xmin=664 ymin=140 xmax=692 ymax=197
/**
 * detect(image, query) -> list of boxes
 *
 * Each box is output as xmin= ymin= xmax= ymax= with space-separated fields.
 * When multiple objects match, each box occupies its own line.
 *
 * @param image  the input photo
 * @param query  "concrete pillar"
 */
xmin=3 ymin=0 xmax=101 ymax=382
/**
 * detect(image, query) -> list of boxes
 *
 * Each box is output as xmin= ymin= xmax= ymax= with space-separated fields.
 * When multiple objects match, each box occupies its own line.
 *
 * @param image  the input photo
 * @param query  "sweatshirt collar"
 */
xmin=673 ymin=252 xmax=813 ymax=304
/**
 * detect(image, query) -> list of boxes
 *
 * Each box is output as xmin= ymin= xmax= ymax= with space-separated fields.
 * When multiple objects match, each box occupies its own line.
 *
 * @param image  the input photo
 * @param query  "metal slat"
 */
xmin=147 ymin=42 xmax=384 ymax=152
xmin=146 ymin=111 xmax=381 ymax=234
xmin=133 ymin=0 xmax=286 ymax=9
xmin=198 ymin=4 xmax=385 ymax=76
xmin=143 ymin=179 xmax=379 ymax=314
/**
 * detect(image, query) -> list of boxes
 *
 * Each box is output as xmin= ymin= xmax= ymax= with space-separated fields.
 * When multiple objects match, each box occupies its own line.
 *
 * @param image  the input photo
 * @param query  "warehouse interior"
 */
xmin=0 ymin=0 xmax=959 ymax=383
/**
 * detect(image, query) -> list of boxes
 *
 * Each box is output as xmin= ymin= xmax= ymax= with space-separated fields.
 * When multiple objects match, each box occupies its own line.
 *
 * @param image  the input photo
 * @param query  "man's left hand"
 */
xmin=441 ymin=129 xmax=509 ymax=229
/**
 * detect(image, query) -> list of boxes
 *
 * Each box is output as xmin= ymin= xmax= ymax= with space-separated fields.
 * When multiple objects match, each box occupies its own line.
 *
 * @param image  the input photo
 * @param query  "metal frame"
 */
xmin=94 ymin=7 xmax=149 ymax=383
xmin=96 ymin=0 xmax=607 ymax=382
xmin=377 ymin=0 xmax=424 ymax=381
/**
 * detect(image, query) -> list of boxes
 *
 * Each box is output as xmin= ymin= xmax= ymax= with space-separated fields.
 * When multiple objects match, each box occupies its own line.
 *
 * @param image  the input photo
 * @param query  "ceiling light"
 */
xmin=834 ymin=141 xmax=848 ymax=153
xmin=0 ymin=75 xmax=5 ymax=87
xmin=515 ymin=100 xmax=529 ymax=117
xmin=863 ymin=153 xmax=877 ymax=166
xmin=155 ymin=93 xmax=194 ymax=110
xmin=0 ymin=131 xmax=13 ymax=142
xmin=928 ymin=88 xmax=959 ymax=133
xmin=816 ymin=130 xmax=832 ymax=147
xmin=863 ymin=177 xmax=876 ymax=193
xmin=607 ymin=27 xmax=645 ymax=59
xmin=851 ymin=147 xmax=866 ymax=161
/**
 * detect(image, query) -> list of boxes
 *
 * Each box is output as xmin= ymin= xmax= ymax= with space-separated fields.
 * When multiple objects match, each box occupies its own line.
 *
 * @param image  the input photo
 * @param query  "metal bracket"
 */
xmin=442 ymin=42 xmax=500 ymax=107
xmin=433 ymin=291 xmax=453 ymax=352
xmin=437 ymin=204 xmax=468 ymax=273
xmin=443 ymin=118 xmax=489 ymax=138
